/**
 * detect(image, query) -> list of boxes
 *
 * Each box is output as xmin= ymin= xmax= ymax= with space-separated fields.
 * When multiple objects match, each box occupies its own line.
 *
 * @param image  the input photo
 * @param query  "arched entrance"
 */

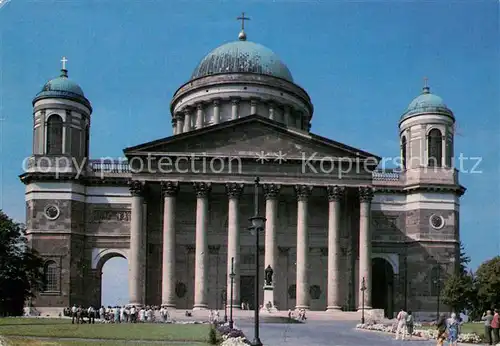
xmin=371 ymin=257 xmax=394 ymax=318
xmin=93 ymin=249 xmax=128 ymax=307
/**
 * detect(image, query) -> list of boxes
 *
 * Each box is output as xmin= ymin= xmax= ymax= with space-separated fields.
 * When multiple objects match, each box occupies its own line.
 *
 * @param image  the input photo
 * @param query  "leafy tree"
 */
xmin=0 ymin=210 xmax=44 ymax=316
xmin=474 ymin=256 xmax=500 ymax=311
xmin=441 ymin=242 xmax=475 ymax=314
xmin=441 ymin=271 xmax=475 ymax=313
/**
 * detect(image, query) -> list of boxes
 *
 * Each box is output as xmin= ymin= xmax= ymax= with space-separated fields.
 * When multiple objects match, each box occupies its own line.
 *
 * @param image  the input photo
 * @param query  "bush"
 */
xmin=209 ymin=326 xmax=218 ymax=345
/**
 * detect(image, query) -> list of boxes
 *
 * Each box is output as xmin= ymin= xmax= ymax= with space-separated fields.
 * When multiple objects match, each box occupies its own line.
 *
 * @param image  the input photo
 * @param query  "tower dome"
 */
xmin=33 ymin=67 xmax=91 ymax=109
xmin=191 ymin=40 xmax=293 ymax=82
xmin=401 ymin=83 xmax=453 ymax=121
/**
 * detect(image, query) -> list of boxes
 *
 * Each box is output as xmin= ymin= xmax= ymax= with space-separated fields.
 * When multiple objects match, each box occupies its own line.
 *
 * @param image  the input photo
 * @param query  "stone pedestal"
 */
xmin=260 ymin=285 xmax=278 ymax=313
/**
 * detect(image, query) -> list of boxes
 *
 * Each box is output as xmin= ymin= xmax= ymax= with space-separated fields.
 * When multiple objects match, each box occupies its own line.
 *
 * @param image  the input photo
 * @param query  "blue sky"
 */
xmin=0 ymin=1 xmax=498 ymax=306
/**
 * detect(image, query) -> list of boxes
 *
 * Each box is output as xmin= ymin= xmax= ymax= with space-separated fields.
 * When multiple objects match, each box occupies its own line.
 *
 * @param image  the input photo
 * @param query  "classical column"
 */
xmin=171 ymin=118 xmax=177 ymax=136
xmin=161 ymin=181 xmax=179 ymax=307
xmin=213 ymin=99 xmax=220 ymax=125
xmin=295 ymin=185 xmax=313 ymax=310
xmin=263 ymin=184 xmax=280 ymax=284
xmin=196 ymin=104 xmax=204 ymax=129
xmin=183 ymin=108 xmax=192 ymax=132
xmin=176 ymin=113 xmax=184 ymax=135
xmin=193 ymin=182 xmax=211 ymax=310
xmin=295 ymin=111 xmax=303 ymax=129
xmin=226 ymin=183 xmax=244 ymax=308
xmin=231 ymin=98 xmax=239 ymax=120
xmin=284 ymin=106 xmax=291 ymax=126
xmin=358 ymin=186 xmax=374 ymax=309
xmin=129 ymin=181 xmax=146 ymax=306
xmin=250 ymin=99 xmax=258 ymax=115
xmin=268 ymin=103 xmax=275 ymax=121
xmin=326 ymin=185 xmax=344 ymax=311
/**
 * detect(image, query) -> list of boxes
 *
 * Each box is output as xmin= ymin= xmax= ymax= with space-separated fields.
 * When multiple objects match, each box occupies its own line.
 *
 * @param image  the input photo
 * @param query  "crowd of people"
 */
xmin=64 ymin=305 xmax=172 ymax=324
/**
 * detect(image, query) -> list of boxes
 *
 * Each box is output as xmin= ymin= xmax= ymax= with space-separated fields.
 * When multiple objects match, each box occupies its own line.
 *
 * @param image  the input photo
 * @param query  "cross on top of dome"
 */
xmin=237 ymin=12 xmax=250 ymax=41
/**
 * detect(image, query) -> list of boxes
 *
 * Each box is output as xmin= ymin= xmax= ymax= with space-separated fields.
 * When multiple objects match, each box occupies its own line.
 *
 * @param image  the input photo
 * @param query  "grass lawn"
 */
xmin=0 ymin=318 xmax=210 ymax=343
xmin=421 ymin=323 xmax=484 ymax=336
xmin=4 ymin=337 xmax=208 ymax=345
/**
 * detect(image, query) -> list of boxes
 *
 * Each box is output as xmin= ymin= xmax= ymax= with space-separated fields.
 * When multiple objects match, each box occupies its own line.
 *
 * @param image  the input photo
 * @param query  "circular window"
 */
xmin=44 ymin=205 xmax=60 ymax=220
xmin=430 ymin=214 xmax=445 ymax=230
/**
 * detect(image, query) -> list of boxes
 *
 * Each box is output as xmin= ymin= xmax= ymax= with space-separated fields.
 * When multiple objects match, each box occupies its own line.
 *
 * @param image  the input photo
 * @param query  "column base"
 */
xmin=127 ymin=302 xmax=143 ymax=307
xmin=192 ymin=305 xmax=208 ymax=311
xmin=161 ymin=303 xmax=176 ymax=308
xmin=294 ymin=305 xmax=310 ymax=311
xmin=227 ymin=305 xmax=241 ymax=310
xmin=326 ymin=306 xmax=342 ymax=311
xmin=357 ymin=306 xmax=372 ymax=311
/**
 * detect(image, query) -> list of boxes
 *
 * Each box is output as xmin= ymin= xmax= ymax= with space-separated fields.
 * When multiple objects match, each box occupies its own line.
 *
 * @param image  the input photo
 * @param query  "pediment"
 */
xmin=124 ymin=116 xmax=380 ymax=162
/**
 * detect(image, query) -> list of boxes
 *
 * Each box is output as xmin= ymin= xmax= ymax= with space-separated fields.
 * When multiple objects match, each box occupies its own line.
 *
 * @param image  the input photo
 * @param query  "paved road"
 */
xmin=237 ymin=320 xmax=433 ymax=346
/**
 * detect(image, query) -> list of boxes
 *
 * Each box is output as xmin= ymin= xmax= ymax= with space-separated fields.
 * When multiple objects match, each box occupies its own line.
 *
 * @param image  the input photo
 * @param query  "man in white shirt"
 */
xmin=71 ymin=305 xmax=77 ymax=324
xmin=395 ymin=308 xmax=408 ymax=340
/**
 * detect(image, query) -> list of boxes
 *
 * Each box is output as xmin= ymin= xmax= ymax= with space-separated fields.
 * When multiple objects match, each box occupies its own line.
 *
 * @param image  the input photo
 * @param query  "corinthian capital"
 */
xmin=129 ymin=181 xmax=145 ymax=197
xmin=327 ymin=185 xmax=345 ymax=202
xmin=193 ymin=182 xmax=211 ymax=198
xmin=226 ymin=183 xmax=244 ymax=199
xmin=359 ymin=186 xmax=374 ymax=203
xmin=295 ymin=185 xmax=313 ymax=201
xmin=161 ymin=181 xmax=179 ymax=197
xmin=263 ymin=184 xmax=281 ymax=200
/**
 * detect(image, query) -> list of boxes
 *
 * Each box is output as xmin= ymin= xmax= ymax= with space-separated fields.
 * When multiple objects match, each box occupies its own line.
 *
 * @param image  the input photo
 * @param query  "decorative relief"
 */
xmin=129 ymin=181 xmax=145 ymax=196
xmin=263 ymin=184 xmax=281 ymax=200
xmin=319 ymin=247 xmax=328 ymax=257
xmin=359 ymin=186 xmax=374 ymax=202
xmin=429 ymin=214 xmax=445 ymax=230
xmin=327 ymin=185 xmax=345 ymax=202
xmin=208 ymin=245 xmax=220 ymax=255
xmin=161 ymin=181 xmax=179 ymax=197
xmin=44 ymin=205 xmax=60 ymax=221
xmin=295 ymin=185 xmax=313 ymax=201
xmin=309 ymin=285 xmax=321 ymax=300
xmin=193 ymin=182 xmax=211 ymax=198
xmin=91 ymin=210 xmax=131 ymax=223
xmin=372 ymin=215 xmax=399 ymax=230
xmin=176 ymin=282 xmax=187 ymax=298
xmin=185 ymin=245 xmax=196 ymax=254
xmin=278 ymin=246 xmax=290 ymax=255
xmin=226 ymin=183 xmax=244 ymax=199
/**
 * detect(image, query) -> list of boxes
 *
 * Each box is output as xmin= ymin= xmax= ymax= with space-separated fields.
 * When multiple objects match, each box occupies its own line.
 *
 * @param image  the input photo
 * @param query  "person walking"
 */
xmin=492 ymin=309 xmax=500 ymax=345
xmin=446 ymin=312 xmax=460 ymax=346
xmin=395 ymin=308 xmax=408 ymax=340
xmin=406 ymin=310 xmax=414 ymax=340
xmin=436 ymin=313 xmax=447 ymax=346
xmin=482 ymin=310 xmax=494 ymax=345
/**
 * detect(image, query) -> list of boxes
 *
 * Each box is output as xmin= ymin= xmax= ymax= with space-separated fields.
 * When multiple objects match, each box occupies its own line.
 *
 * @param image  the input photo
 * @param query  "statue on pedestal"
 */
xmin=265 ymin=265 xmax=273 ymax=286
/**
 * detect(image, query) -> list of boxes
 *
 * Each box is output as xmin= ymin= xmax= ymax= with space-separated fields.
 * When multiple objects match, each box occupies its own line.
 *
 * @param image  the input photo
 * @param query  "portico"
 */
xmin=124 ymin=115 xmax=380 ymax=311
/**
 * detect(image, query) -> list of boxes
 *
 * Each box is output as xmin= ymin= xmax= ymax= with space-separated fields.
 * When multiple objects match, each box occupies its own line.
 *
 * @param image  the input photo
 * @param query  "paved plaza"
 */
xmin=236 ymin=317 xmax=432 ymax=346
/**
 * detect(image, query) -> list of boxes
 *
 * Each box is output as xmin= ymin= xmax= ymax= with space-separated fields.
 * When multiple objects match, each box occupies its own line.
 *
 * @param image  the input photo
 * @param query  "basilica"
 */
xmin=21 ymin=20 xmax=465 ymax=318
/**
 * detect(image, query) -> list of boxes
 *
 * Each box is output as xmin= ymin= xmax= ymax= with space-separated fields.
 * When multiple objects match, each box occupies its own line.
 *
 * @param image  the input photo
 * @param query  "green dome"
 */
xmin=191 ymin=39 xmax=293 ymax=82
xmin=33 ymin=69 xmax=91 ymax=109
xmin=401 ymin=86 xmax=453 ymax=120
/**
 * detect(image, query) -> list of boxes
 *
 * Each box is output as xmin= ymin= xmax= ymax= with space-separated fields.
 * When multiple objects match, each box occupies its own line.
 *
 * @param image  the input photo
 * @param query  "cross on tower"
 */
xmin=423 ymin=76 xmax=428 ymax=88
xmin=61 ymin=56 xmax=68 ymax=70
xmin=237 ymin=12 xmax=250 ymax=31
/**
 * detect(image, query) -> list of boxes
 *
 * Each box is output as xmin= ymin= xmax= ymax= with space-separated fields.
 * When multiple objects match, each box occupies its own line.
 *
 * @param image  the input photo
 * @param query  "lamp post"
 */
xmin=248 ymin=177 xmax=266 ymax=346
xmin=229 ymin=257 xmax=235 ymax=329
xmin=222 ymin=290 xmax=227 ymax=323
xmin=360 ymin=277 xmax=367 ymax=324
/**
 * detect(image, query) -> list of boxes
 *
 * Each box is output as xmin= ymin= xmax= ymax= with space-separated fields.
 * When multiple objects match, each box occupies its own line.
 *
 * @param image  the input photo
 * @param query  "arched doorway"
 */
xmin=93 ymin=249 xmax=128 ymax=307
xmin=372 ymin=258 xmax=394 ymax=318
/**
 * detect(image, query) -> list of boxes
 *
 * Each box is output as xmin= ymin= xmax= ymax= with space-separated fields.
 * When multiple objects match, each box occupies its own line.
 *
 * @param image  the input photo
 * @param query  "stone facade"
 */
xmin=22 ymin=32 xmax=465 ymax=319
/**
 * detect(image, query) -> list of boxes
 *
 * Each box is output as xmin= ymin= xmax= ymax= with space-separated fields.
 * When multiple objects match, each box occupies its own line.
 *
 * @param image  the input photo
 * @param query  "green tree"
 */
xmin=474 ymin=256 xmax=500 ymax=311
xmin=441 ymin=271 xmax=475 ymax=313
xmin=441 ymin=242 xmax=475 ymax=313
xmin=0 ymin=210 xmax=44 ymax=316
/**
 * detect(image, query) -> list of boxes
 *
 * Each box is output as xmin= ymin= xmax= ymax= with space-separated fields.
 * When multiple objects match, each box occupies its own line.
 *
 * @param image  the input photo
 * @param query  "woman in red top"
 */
xmin=492 ymin=309 xmax=500 ymax=345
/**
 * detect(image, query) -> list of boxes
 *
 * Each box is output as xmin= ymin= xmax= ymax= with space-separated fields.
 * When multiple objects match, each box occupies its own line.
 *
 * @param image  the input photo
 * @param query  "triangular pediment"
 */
xmin=124 ymin=115 xmax=380 ymax=162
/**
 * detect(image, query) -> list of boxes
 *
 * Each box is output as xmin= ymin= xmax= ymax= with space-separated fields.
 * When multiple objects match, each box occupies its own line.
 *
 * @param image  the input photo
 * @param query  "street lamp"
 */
xmin=221 ymin=290 xmax=227 ymax=323
xmin=229 ymin=257 xmax=235 ymax=329
xmin=360 ymin=277 xmax=367 ymax=324
xmin=248 ymin=177 xmax=266 ymax=346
